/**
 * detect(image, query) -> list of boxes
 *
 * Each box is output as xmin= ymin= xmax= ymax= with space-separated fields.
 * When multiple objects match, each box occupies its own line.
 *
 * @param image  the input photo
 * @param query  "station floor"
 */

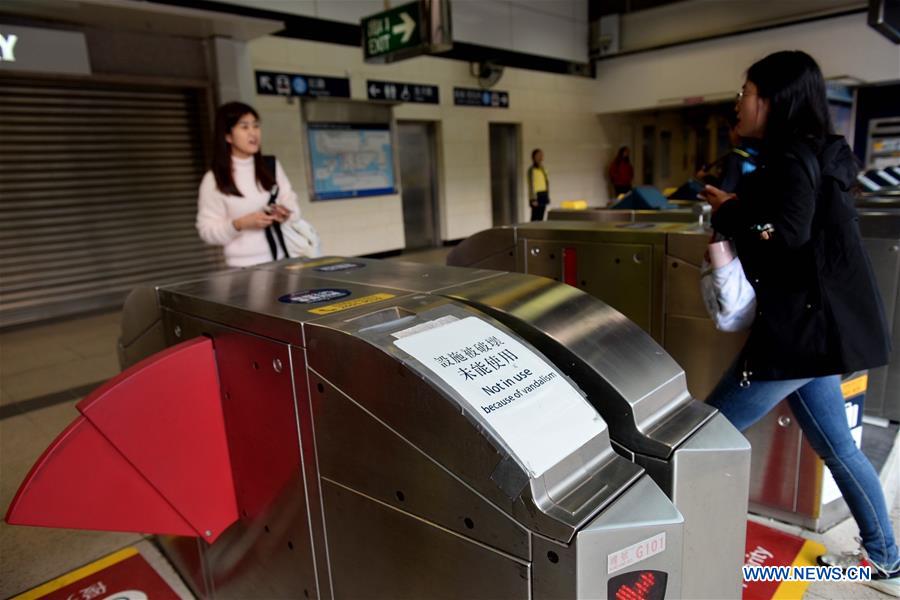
xmin=1 ymin=247 xmax=899 ymax=599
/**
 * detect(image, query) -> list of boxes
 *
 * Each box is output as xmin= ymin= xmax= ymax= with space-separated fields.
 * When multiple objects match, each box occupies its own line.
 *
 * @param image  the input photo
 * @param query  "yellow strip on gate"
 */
xmin=841 ymin=374 xmax=867 ymax=399
xmin=560 ymin=200 xmax=588 ymax=210
xmin=308 ymin=293 xmax=396 ymax=315
xmin=284 ymin=257 xmax=344 ymax=271
xmin=771 ymin=539 xmax=827 ymax=600
xmin=13 ymin=547 xmax=139 ymax=600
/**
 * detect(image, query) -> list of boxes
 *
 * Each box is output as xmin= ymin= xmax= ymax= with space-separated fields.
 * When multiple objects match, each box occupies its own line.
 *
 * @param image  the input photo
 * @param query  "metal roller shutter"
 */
xmin=0 ymin=78 xmax=224 ymax=329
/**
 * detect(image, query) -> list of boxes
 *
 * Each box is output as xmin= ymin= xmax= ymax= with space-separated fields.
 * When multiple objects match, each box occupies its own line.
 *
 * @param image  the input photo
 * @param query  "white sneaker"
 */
xmin=865 ymin=569 xmax=900 ymax=598
xmin=817 ymin=548 xmax=900 ymax=597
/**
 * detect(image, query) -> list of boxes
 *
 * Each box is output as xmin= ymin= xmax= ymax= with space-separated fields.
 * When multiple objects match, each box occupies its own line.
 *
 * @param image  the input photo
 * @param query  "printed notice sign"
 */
xmin=393 ymin=317 xmax=605 ymax=477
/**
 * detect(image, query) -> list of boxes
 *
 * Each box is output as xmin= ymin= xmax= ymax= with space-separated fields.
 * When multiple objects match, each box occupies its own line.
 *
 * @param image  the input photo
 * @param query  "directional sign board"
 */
xmin=362 ymin=0 xmax=452 ymax=64
xmin=255 ymin=71 xmax=350 ymax=98
xmin=453 ymin=87 xmax=510 ymax=109
xmin=367 ymin=80 xmax=439 ymax=104
xmin=363 ymin=1 xmax=422 ymax=61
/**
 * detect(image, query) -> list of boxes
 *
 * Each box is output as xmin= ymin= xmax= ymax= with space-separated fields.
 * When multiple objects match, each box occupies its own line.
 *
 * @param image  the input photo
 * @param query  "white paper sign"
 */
xmin=608 ymin=532 xmax=667 ymax=575
xmin=393 ymin=316 xmax=605 ymax=477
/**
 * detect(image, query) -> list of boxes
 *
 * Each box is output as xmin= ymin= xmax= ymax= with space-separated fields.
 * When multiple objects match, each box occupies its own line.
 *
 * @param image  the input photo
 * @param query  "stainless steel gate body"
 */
xmin=119 ymin=258 xmax=691 ymax=599
xmin=448 ymin=220 xmax=744 ymax=389
xmin=441 ymin=274 xmax=748 ymax=600
xmin=543 ymin=206 xmax=900 ymax=422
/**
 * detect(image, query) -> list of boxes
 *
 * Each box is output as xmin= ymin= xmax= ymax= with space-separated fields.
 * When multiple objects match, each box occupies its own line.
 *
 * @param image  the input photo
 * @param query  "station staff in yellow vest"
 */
xmin=527 ymin=148 xmax=550 ymax=221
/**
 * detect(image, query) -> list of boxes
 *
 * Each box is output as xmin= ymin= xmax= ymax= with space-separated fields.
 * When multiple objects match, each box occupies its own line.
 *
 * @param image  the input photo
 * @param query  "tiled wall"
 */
xmin=249 ymin=37 xmax=612 ymax=256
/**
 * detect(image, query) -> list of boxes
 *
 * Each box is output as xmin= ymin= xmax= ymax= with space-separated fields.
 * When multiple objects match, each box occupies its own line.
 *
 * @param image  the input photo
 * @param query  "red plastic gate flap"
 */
xmin=6 ymin=337 xmax=237 ymax=543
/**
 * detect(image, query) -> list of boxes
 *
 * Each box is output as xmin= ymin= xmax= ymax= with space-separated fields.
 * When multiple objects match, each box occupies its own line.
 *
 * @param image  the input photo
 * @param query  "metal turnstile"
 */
xmin=257 ymin=257 xmax=751 ymax=600
xmin=447 ymin=221 xmax=888 ymax=532
xmin=440 ymin=273 xmax=749 ymax=600
xmin=544 ymin=204 xmax=900 ymax=422
xmin=448 ymin=221 xmax=740 ymax=390
xmin=448 ymin=228 xmax=751 ymax=597
xmin=7 ymin=258 xmax=734 ymax=599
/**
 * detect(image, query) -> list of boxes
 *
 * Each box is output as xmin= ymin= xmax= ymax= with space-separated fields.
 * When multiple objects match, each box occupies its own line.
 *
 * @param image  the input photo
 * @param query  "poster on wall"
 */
xmin=307 ymin=123 xmax=397 ymax=200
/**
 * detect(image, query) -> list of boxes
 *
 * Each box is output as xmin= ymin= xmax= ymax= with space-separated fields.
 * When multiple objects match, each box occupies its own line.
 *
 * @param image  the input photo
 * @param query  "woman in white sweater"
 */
xmin=196 ymin=102 xmax=302 ymax=267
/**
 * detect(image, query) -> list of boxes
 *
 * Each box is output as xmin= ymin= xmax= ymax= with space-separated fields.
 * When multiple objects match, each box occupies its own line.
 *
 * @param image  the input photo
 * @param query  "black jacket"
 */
xmin=711 ymin=136 xmax=890 ymax=380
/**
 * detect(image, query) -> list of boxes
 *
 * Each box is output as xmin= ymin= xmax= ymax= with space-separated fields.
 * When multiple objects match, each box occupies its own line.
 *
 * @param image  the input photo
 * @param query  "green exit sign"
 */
xmin=362 ymin=0 xmax=452 ymax=64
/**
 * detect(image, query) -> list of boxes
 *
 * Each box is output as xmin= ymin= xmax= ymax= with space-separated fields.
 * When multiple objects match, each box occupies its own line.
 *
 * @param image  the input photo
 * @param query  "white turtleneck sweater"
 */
xmin=196 ymin=156 xmax=301 ymax=267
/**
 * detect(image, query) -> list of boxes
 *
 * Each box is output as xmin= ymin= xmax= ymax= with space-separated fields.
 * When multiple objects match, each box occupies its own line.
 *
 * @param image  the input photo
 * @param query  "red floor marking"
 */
xmin=743 ymin=521 xmax=811 ymax=600
xmin=14 ymin=548 xmax=180 ymax=600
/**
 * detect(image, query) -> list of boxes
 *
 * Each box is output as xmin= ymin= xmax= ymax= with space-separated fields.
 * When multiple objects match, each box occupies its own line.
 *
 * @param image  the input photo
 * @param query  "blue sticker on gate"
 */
xmin=313 ymin=262 xmax=366 ymax=273
xmin=279 ymin=288 xmax=351 ymax=304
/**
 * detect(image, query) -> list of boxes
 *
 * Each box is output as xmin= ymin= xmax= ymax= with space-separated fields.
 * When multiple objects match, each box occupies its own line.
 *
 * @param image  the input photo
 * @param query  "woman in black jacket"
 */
xmin=701 ymin=50 xmax=898 ymax=594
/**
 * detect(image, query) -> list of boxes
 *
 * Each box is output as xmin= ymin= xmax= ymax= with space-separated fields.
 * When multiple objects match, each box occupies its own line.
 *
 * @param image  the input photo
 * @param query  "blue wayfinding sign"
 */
xmin=256 ymin=71 xmax=350 ymax=98
xmin=453 ymin=87 xmax=509 ymax=108
xmin=367 ymin=80 xmax=439 ymax=104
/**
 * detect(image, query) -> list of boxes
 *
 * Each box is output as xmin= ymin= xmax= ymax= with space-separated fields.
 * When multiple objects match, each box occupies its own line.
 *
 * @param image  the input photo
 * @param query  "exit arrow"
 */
xmin=369 ymin=84 xmax=381 ymax=97
xmin=392 ymin=12 xmax=416 ymax=43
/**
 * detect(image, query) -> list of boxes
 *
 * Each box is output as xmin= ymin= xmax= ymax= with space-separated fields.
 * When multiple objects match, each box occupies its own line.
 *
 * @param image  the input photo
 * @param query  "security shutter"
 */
xmin=0 ymin=78 xmax=224 ymax=329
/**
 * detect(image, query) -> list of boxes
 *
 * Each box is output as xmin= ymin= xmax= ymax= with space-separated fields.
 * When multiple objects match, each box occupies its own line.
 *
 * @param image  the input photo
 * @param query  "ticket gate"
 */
xmin=251 ymin=258 xmax=750 ymax=600
xmin=7 ymin=258 xmax=754 ymax=599
xmin=447 ymin=222 xmax=886 ymax=532
xmin=541 ymin=206 xmax=900 ymax=423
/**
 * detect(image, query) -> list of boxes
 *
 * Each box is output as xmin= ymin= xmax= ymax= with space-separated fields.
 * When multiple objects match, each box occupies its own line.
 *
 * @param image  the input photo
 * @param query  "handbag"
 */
xmin=263 ymin=184 xmax=322 ymax=260
xmin=699 ymin=236 xmax=756 ymax=332
xmin=281 ymin=216 xmax=321 ymax=258
xmin=261 ymin=155 xmax=321 ymax=260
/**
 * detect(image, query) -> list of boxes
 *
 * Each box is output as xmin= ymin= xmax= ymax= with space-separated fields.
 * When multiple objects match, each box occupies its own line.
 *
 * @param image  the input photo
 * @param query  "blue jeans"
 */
xmin=707 ymin=363 xmax=900 ymax=573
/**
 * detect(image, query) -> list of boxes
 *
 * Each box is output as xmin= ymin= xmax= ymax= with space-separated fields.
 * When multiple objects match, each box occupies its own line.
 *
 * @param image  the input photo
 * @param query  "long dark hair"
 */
xmin=614 ymin=146 xmax=630 ymax=163
xmin=746 ymin=50 xmax=833 ymax=151
xmin=211 ymin=102 xmax=275 ymax=196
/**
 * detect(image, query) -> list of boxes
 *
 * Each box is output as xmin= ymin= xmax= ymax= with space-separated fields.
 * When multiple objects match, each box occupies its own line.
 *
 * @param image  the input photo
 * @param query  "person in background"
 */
xmin=696 ymin=116 xmax=759 ymax=193
xmin=196 ymin=101 xmax=302 ymax=267
xmin=608 ymin=146 xmax=634 ymax=196
xmin=700 ymin=50 xmax=899 ymax=596
xmin=527 ymin=148 xmax=550 ymax=221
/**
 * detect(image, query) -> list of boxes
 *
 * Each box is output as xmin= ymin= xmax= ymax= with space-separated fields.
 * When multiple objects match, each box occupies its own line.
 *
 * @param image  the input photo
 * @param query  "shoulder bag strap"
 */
xmin=261 ymin=155 xmax=290 ymax=260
